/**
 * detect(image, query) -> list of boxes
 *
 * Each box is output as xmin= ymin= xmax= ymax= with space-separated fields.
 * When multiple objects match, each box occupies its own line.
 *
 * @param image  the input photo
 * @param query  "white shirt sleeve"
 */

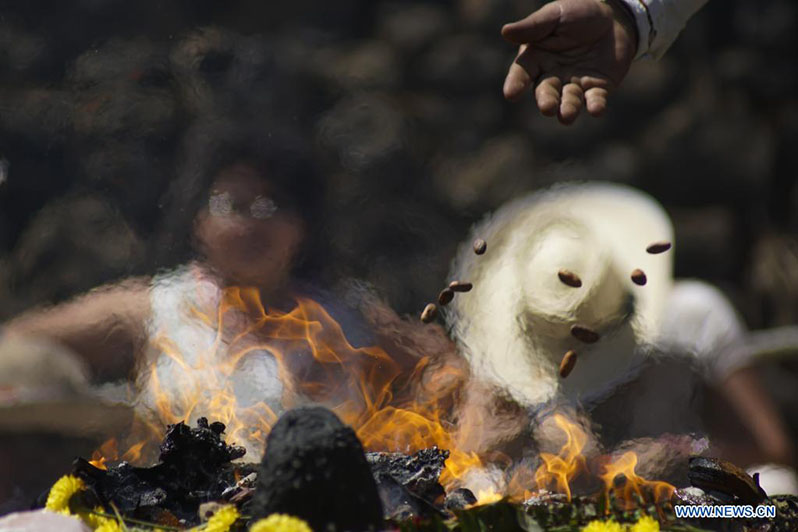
xmin=619 ymin=0 xmax=710 ymax=60
xmin=657 ymin=279 xmax=746 ymax=382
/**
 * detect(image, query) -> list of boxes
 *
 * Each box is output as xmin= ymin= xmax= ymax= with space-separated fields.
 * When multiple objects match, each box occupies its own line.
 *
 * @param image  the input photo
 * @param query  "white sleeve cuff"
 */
xmin=619 ymin=0 xmax=710 ymax=60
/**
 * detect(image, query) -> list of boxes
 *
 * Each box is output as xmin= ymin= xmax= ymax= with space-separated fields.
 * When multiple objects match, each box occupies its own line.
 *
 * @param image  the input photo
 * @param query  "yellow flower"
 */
xmin=45 ymin=475 xmax=85 ymax=515
xmin=582 ymin=519 xmax=624 ymax=532
xmin=249 ymin=514 xmax=313 ymax=532
xmin=79 ymin=507 xmax=123 ymax=531
xmin=94 ymin=519 xmax=124 ymax=532
xmin=630 ymin=515 xmax=660 ymax=532
xmin=205 ymin=505 xmax=241 ymax=532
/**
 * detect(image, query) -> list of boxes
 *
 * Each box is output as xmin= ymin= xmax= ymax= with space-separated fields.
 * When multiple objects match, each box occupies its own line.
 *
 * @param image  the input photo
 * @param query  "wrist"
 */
xmin=604 ymin=0 xmax=640 ymax=57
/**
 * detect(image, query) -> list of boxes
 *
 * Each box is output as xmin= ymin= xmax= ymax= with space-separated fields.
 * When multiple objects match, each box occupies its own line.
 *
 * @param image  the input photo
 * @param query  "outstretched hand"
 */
xmin=502 ymin=0 xmax=637 ymax=124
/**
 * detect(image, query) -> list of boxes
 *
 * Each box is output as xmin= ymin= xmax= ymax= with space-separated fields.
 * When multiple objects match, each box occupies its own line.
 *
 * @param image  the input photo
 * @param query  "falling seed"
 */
xmin=448 ymin=281 xmax=473 ymax=292
xmin=473 ymin=239 xmax=487 ymax=255
xmin=630 ymin=268 xmax=647 ymax=286
xmin=613 ymin=474 xmax=628 ymax=488
xmin=558 ymin=269 xmax=582 ymax=288
xmin=559 ymin=350 xmax=577 ymax=378
xmin=438 ymin=288 xmax=454 ymax=306
xmin=646 ymin=241 xmax=672 ymax=254
xmin=570 ymin=325 xmax=600 ymax=344
xmin=420 ymin=303 xmax=438 ymax=323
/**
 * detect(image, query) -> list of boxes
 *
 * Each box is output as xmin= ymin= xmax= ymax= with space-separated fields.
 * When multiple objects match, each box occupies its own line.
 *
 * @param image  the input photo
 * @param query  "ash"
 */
xmin=73 ymin=417 xmax=253 ymax=526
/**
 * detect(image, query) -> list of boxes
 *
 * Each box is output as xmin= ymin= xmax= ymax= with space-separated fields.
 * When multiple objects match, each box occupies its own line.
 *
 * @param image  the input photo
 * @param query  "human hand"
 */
xmin=502 ymin=0 xmax=638 ymax=124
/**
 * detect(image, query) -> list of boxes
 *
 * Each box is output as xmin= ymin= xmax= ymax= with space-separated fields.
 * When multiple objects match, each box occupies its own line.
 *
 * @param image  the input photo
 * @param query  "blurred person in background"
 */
xmin=0 ymin=120 xmax=320 ymax=420
xmin=0 ymin=116 xmax=461 ymax=462
xmin=447 ymin=183 xmax=797 ymax=493
xmin=502 ymin=0 xmax=709 ymax=124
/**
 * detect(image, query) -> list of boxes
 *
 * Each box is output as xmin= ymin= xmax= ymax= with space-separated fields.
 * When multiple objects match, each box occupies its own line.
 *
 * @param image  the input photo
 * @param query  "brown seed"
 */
xmin=420 ymin=303 xmax=438 ymax=323
xmin=473 ymin=238 xmax=487 ymax=255
xmin=559 ymin=350 xmax=578 ymax=378
xmin=558 ymin=269 xmax=582 ymax=288
xmin=570 ymin=325 xmax=600 ymax=344
xmin=630 ymin=268 xmax=647 ymax=286
xmin=646 ymin=241 xmax=672 ymax=254
xmin=448 ymin=281 xmax=473 ymax=292
xmin=438 ymin=288 xmax=454 ymax=306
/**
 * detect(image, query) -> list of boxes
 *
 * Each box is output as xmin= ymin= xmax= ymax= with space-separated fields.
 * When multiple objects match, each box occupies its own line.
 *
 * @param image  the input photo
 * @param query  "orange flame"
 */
xmin=93 ymin=287 xmax=479 ymax=491
xmin=533 ymin=414 xmax=588 ymax=501
xmin=88 ymin=438 xmax=118 ymax=470
xmin=473 ymin=489 xmax=503 ymax=506
xmin=599 ymin=451 xmax=675 ymax=511
xmin=88 ymin=285 xmax=674 ymax=509
xmin=89 ymin=437 xmax=148 ymax=470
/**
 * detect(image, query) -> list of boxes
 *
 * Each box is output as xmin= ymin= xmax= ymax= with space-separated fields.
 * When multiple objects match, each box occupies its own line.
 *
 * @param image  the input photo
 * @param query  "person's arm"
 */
xmin=660 ymin=280 xmax=795 ymax=467
xmin=502 ymin=0 xmax=708 ymax=124
xmin=620 ymin=0 xmax=709 ymax=60
xmin=2 ymin=278 xmax=151 ymax=381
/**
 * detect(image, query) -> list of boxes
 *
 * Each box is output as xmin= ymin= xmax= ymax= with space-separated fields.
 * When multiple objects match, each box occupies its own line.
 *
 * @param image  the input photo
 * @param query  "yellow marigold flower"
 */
xmin=582 ymin=519 xmax=624 ymax=532
xmin=249 ymin=514 xmax=313 ymax=532
xmin=94 ymin=519 xmax=123 ymax=532
xmin=45 ymin=475 xmax=85 ymax=515
xmin=205 ymin=505 xmax=241 ymax=532
xmin=79 ymin=507 xmax=122 ymax=531
xmin=630 ymin=515 xmax=660 ymax=532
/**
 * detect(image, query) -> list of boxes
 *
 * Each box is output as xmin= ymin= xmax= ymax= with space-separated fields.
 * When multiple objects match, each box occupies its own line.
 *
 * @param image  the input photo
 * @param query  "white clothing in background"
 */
xmin=620 ymin=0 xmax=710 ymax=60
xmin=659 ymin=279 xmax=746 ymax=382
xmin=138 ymin=264 xmax=284 ymax=458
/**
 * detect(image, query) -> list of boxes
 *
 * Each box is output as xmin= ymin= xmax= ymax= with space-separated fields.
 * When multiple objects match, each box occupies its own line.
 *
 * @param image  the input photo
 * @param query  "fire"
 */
xmin=474 ymin=489 xmax=503 ymax=506
xmin=526 ymin=414 xmax=674 ymax=511
xmin=88 ymin=438 xmax=118 ymax=470
xmin=88 ymin=437 xmax=148 ymax=470
xmin=94 ymin=286 xmax=480 ymax=490
xmin=599 ymin=451 xmax=675 ymax=511
xmin=533 ymin=414 xmax=588 ymax=501
xmin=89 ymin=285 xmax=674 ymax=511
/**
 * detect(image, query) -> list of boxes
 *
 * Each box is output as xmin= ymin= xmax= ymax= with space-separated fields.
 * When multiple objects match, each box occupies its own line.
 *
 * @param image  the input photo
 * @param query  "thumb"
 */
xmin=501 ymin=1 xmax=562 ymax=45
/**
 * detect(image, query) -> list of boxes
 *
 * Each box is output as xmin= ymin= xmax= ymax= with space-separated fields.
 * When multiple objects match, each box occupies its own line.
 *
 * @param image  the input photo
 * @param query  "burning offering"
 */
xmin=33 ymin=407 xmax=798 ymax=531
xmin=0 ymin=178 xmax=794 ymax=532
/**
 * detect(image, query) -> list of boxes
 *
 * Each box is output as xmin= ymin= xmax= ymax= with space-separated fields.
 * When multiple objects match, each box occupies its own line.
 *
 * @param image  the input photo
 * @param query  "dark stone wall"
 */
xmin=0 ymin=0 xmax=795 ymax=325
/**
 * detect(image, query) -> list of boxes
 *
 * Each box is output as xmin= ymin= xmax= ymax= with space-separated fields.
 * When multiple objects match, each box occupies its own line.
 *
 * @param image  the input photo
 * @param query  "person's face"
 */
xmin=194 ymin=163 xmax=306 ymax=289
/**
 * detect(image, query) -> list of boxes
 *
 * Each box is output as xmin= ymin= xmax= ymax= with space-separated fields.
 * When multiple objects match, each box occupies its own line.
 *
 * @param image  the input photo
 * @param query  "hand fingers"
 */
xmin=580 ymin=77 xmax=611 ymax=117
xmin=504 ymin=45 xmax=539 ymax=101
xmin=558 ymin=83 xmax=584 ymax=125
xmin=515 ymin=67 xmax=611 ymax=122
xmin=535 ymin=77 xmax=562 ymax=117
xmin=504 ymin=61 xmax=532 ymax=101
xmin=501 ymin=1 xmax=562 ymax=45
xmin=584 ymin=87 xmax=609 ymax=117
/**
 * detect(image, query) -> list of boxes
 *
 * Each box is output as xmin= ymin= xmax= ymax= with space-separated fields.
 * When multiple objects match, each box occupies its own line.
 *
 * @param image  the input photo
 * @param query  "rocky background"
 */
xmin=0 ymin=0 xmax=796 ymax=326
